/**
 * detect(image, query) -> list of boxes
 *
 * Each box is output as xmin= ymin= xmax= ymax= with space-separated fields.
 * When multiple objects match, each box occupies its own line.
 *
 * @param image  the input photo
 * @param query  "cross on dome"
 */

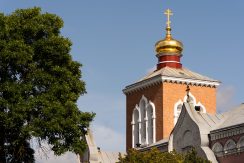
xmin=164 ymin=9 xmax=173 ymax=28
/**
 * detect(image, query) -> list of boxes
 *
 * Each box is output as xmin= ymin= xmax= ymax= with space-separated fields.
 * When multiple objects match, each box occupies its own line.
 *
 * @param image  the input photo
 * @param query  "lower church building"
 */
xmin=81 ymin=9 xmax=244 ymax=163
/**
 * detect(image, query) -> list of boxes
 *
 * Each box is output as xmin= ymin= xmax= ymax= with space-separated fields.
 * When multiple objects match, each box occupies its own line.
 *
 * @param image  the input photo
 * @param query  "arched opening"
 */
xmin=139 ymin=99 xmax=147 ymax=145
xmin=147 ymin=105 xmax=154 ymax=144
xmin=237 ymin=136 xmax=244 ymax=150
xmin=212 ymin=142 xmax=223 ymax=157
xmin=132 ymin=96 xmax=156 ymax=147
xmin=224 ymin=139 xmax=236 ymax=154
xmin=132 ymin=109 xmax=140 ymax=148
xmin=174 ymin=100 xmax=183 ymax=125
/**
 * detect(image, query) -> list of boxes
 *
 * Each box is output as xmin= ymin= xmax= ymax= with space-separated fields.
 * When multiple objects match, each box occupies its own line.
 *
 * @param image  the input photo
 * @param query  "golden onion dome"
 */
xmin=155 ymin=9 xmax=183 ymax=56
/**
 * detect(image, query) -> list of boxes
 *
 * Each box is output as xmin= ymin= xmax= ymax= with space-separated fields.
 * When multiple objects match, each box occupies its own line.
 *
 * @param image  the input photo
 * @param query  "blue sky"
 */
xmin=1 ymin=0 xmax=244 ymax=160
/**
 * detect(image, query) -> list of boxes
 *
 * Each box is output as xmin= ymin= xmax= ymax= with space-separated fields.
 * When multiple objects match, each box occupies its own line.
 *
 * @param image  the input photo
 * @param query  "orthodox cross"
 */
xmin=164 ymin=9 xmax=173 ymax=28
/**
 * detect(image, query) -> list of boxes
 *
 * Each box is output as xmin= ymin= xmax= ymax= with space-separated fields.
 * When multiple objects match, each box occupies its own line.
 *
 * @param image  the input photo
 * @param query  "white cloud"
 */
xmin=217 ymin=85 xmax=235 ymax=113
xmin=91 ymin=124 xmax=125 ymax=152
xmin=35 ymin=151 xmax=78 ymax=163
xmin=77 ymin=93 xmax=126 ymax=152
xmin=33 ymin=140 xmax=78 ymax=163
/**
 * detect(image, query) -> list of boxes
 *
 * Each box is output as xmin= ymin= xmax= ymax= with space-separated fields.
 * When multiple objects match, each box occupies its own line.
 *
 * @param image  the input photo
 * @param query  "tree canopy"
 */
xmin=118 ymin=148 xmax=211 ymax=163
xmin=0 ymin=7 xmax=94 ymax=162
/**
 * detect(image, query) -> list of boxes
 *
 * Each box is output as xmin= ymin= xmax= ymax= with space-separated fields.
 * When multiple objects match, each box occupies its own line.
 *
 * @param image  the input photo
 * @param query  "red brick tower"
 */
xmin=123 ymin=9 xmax=220 ymax=150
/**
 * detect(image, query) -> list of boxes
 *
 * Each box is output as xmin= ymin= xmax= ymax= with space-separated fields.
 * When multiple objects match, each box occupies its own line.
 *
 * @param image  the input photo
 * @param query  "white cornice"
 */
xmin=123 ymin=75 xmax=220 ymax=94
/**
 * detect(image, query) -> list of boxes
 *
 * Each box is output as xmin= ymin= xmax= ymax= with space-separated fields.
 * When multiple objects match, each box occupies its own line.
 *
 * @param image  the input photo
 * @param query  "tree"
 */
xmin=118 ymin=148 xmax=211 ymax=163
xmin=0 ymin=7 xmax=95 ymax=162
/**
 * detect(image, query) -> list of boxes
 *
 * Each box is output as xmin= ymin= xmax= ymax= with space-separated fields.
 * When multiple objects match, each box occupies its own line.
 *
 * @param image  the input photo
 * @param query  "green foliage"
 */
xmin=118 ymin=148 xmax=211 ymax=163
xmin=0 ymin=7 xmax=95 ymax=162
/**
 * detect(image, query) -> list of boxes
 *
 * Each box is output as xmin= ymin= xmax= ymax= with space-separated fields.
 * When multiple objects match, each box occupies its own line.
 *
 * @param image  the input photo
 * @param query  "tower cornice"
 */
xmin=123 ymin=75 xmax=220 ymax=95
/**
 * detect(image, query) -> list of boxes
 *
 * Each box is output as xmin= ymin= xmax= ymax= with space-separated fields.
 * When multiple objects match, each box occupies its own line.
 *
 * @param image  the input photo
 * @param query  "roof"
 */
xmin=214 ymin=103 xmax=244 ymax=130
xmin=98 ymin=151 xmax=124 ymax=163
xmin=196 ymin=112 xmax=226 ymax=130
xmin=138 ymin=138 xmax=169 ymax=152
xmin=83 ymin=130 xmax=124 ymax=163
xmin=139 ymin=67 xmax=219 ymax=82
xmin=123 ymin=67 xmax=220 ymax=94
xmin=179 ymin=102 xmax=226 ymax=133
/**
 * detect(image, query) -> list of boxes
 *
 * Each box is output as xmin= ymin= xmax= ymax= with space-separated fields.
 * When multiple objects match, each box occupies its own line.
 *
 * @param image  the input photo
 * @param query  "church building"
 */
xmin=123 ymin=9 xmax=244 ymax=163
xmin=81 ymin=9 xmax=244 ymax=163
xmin=123 ymin=9 xmax=219 ymax=150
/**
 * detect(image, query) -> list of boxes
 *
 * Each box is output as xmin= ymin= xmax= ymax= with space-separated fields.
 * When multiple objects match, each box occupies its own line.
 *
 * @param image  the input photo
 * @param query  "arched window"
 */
xmin=174 ymin=100 xmax=183 ymax=125
xmin=132 ymin=96 xmax=156 ymax=148
xmin=147 ymin=105 xmax=154 ymax=144
xmin=174 ymin=93 xmax=206 ymax=125
xmin=224 ymin=139 xmax=236 ymax=154
xmin=132 ymin=108 xmax=140 ymax=148
xmin=139 ymin=97 xmax=147 ymax=145
xmin=237 ymin=136 xmax=244 ymax=150
xmin=212 ymin=142 xmax=223 ymax=157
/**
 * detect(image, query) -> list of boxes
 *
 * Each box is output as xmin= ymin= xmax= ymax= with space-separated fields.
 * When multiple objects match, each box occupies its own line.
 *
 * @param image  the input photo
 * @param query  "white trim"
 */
xmin=139 ymin=95 xmax=148 ymax=107
xmin=173 ymin=99 xmax=183 ymax=125
xmin=145 ymin=114 xmax=149 ymax=145
xmin=139 ymin=96 xmax=147 ymax=145
xmin=159 ymin=61 xmax=180 ymax=64
xmin=123 ymin=75 xmax=220 ymax=94
xmin=132 ymin=105 xmax=140 ymax=124
xmin=132 ymin=106 xmax=140 ymax=148
xmin=183 ymin=92 xmax=196 ymax=105
xmin=147 ymin=101 xmax=156 ymax=143
xmin=131 ymin=96 xmax=157 ymax=147
xmin=197 ymin=102 xmax=206 ymax=113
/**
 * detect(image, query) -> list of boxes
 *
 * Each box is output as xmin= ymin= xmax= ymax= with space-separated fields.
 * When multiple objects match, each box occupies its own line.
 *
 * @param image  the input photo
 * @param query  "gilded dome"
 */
xmin=155 ymin=9 xmax=183 ymax=56
xmin=155 ymin=34 xmax=183 ymax=55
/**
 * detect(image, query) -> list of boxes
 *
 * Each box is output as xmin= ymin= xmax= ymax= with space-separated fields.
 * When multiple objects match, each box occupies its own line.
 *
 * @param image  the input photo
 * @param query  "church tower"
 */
xmin=123 ymin=9 xmax=220 ymax=150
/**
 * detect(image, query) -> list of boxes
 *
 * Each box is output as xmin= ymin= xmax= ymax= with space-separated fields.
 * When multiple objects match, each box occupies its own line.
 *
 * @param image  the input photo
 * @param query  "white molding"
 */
xmin=197 ymin=102 xmax=206 ymax=113
xmin=132 ymin=106 xmax=140 ymax=148
xmin=132 ymin=105 xmax=140 ymax=124
xmin=139 ymin=96 xmax=147 ymax=145
xmin=147 ymin=101 xmax=156 ymax=143
xmin=139 ymin=95 xmax=148 ymax=108
xmin=174 ymin=99 xmax=183 ymax=125
xmin=159 ymin=61 xmax=180 ymax=64
xmin=183 ymin=92 xmax=196 ymax=106
xmin=123 ymin=75 xmax=219 ymax=94
xmin=131 ymin=95 xmax=157 ymax=147
xmin=123 ymin=76 xmax=162 ymax=94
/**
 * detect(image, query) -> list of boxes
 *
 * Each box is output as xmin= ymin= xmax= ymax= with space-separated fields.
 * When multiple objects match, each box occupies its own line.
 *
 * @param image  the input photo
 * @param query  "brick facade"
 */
xmin=126 ymin=81 xmax=217 ymax=150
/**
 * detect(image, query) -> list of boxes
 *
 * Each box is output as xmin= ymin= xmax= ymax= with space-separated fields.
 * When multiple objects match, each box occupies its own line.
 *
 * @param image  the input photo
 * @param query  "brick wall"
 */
xmin=126 ymin=82 xmax=217 ymax=150
xmin=162 ymin=83 xmax=216 ymax=138
xmin=126 ymin=84 xmax=163 ymax=150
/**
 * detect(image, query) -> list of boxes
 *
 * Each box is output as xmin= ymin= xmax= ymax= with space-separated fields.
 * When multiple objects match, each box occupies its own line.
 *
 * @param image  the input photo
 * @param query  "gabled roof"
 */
xmin=123 ymin=67 xmax=220 ymax=94
xmin=213 ymin=103 xmax=244 ymax=130
xmin=139 ymin=67 xmax=219 ymax=82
